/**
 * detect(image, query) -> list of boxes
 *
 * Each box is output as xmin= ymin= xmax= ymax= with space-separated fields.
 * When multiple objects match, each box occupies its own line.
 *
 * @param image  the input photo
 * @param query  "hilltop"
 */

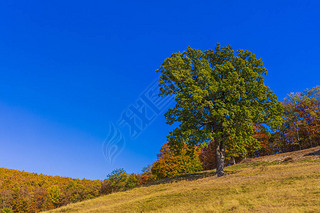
xmin=46 ymin=147 xmax=320 ymax=213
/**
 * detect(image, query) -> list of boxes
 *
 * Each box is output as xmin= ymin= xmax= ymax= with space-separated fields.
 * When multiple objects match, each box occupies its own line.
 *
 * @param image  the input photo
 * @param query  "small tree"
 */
xmin=157 ymin=44 xmax=283 ymax=177
xmin=151 ymin=143 xmax=202 ymax=179
xmin=281 ymin=86 xmax=320 ymax=151
xmin=140 ymin=165 xmax=156 ymax=184
xmin=107 ymin=169 xmax=128 ymax=192
xmin=125 ymin=174 xmax=141 ymax=189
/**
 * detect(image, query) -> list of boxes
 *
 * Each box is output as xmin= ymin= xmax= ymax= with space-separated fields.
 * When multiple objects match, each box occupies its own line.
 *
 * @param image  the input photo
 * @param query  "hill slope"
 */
xmin=47 ymin=147 xmax=320 ymax=213
xmin=0 ymin=168 xmax=102 ymax=212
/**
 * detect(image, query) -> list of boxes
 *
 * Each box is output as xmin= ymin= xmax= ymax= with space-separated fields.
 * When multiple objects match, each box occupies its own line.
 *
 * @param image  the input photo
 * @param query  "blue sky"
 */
xmin=0 ymin=0 xmax=319 ymax=180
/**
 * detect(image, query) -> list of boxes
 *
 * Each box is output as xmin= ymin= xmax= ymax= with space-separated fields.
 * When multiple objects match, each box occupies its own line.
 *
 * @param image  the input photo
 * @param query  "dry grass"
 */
xmin=46 ymin=148 xmax=320 ymax=213
xmin=242 ymin=146 xmax=320 ymax=163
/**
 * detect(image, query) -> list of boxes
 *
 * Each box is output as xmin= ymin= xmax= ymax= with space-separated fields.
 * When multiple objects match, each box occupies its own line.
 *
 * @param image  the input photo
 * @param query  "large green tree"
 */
xmin=157 ymin=44 xmax=283 ymax=177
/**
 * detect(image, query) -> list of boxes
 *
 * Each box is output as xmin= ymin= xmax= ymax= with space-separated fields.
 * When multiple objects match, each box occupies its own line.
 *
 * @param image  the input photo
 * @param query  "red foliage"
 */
xmin=200 ymin=142 xmax=216 ymax=170
xmin=250 ymin=124 xmax=273 ymax=157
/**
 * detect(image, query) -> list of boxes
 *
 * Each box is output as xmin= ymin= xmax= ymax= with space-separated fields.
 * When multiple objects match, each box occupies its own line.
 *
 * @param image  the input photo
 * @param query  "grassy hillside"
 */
xmin=47 ymin=147 xmax=320 ymax=213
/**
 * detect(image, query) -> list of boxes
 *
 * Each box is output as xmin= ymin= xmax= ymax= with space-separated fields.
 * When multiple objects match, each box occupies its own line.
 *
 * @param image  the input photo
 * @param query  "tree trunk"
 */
xmin=296 ymin=124 xmax=302 ymax=150
xmin=216 ymin=141 xmax=225 ymax=177
xmin=232 ymin=156 xmax=236 ymax=165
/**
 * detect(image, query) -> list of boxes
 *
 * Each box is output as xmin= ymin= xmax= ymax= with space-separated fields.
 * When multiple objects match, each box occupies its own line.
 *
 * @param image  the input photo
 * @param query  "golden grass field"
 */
xmin=46 ymin=147 xmax=320 ymax=213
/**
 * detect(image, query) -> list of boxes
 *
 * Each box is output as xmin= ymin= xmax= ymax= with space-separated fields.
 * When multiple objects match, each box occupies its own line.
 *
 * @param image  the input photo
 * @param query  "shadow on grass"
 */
xmin=146 ymin=157 xmax=304 ymax=187
xmin=144 ymin=171 xmax=216 ymax=186
xmin=304 ymin=149 xmax=320 ymax=157
xmin=144 ymin=170 xmax=238 ymax=187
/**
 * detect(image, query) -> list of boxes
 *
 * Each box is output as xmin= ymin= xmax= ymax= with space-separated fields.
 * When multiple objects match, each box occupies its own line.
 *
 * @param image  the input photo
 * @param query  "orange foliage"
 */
xmin=151 ymin=143 xmax=202 ymax=179
xmin=250 ymin=124 xmax=273 ymax=157
xmin=0 ymin=168 xmax=102 ymax=212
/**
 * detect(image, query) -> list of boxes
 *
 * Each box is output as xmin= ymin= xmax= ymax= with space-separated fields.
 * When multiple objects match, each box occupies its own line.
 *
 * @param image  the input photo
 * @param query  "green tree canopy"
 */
xmin=107 ymin=168 xmax=128 ymax=192
xmin=157 ymin=43 xmax=283 ymax=176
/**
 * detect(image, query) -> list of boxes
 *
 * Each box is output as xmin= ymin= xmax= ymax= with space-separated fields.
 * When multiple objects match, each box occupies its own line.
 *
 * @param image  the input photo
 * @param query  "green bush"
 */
xmin=107 ymin=169 xmax=128 ymax=192
xmin=0 ymin=207 xmax=13 ymax=213
xmin=125 ymin=174 xmax=141 ymax=189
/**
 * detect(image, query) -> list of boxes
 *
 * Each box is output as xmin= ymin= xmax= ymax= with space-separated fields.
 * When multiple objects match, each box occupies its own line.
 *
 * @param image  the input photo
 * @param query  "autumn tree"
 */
xmin=249 ymin=124 xmax=273 ymax=157
xmin=157 ymin=44 xmax=283 ymax=177
xmin=282 ymin=86 xmax=320 ymax=151
xmin=151 ymin=143 xmax=202 ymax=179
xmin=199 ymin=142 xmax=216 ymax=170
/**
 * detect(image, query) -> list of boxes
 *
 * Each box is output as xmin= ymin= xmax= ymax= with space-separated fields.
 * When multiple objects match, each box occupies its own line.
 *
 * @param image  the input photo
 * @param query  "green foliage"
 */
xmin=125 ymin=174 xmax=141 ymax=189
xmin=103 ymin=168 xmax=156 ymax=192
xmin=157 ymin=43 xmax=283 ymax=175
xmin=273 ymin=86 xmax=320 ymax=152
xmin=0 ymin=208 xmax=13 ymax=213
xmin=107 ymin=169 xmax=128 ymax=192
xmin=142 ymin=165 xmax=152 ymax=174
xmin=152 ymin=143 xmax=202 ymax=179
xmin=48 ymin=185 xmax=62 ymax=207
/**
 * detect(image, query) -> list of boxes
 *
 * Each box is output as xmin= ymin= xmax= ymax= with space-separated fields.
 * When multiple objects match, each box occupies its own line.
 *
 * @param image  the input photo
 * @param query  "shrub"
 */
xmin=107 ymin=169 xmax=128 ymax=192
xmin=100 ymin=179 xmax=112 ymax=195
xmin=125 ymin=174 xmax=141 ymax=189
xmin=152 ymin=143 xmax=202 ymax=179
xmin=0 ymin=208 xmax=13 ymax=213
xmin=140 ymin=165 xmax=156 ymax=184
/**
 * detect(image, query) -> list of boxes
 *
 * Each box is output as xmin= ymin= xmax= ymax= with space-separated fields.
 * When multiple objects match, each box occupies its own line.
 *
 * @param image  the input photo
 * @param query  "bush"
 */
xmin=100 ymin=179 xmax=112 ymax=195
xmin=152 ymin=143 xmax=202 ymax=179
xmin=0 ymin=208 xmax=13 ymax=213
xmin=152 ymin=155 xmax=202 ymax=179
xmin=107 ymin=169 xmax=128 ymax=192
xmin=140 ymin=165 xmax=156 ymax=184
xmin=125 ymin=174 xmax=141 ymax=189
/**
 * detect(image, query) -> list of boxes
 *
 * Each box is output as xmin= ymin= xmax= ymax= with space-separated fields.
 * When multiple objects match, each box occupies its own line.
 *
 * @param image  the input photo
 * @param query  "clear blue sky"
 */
xmin=0 ymin=0 xmax=319 ymax=180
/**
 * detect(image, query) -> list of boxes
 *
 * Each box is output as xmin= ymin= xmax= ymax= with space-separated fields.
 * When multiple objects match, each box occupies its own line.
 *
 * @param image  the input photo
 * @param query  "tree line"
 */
xmin=0 ymin=166 xmax=155 ymax=213
xmin=151 ymin=86 xmax=320 ymax=177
